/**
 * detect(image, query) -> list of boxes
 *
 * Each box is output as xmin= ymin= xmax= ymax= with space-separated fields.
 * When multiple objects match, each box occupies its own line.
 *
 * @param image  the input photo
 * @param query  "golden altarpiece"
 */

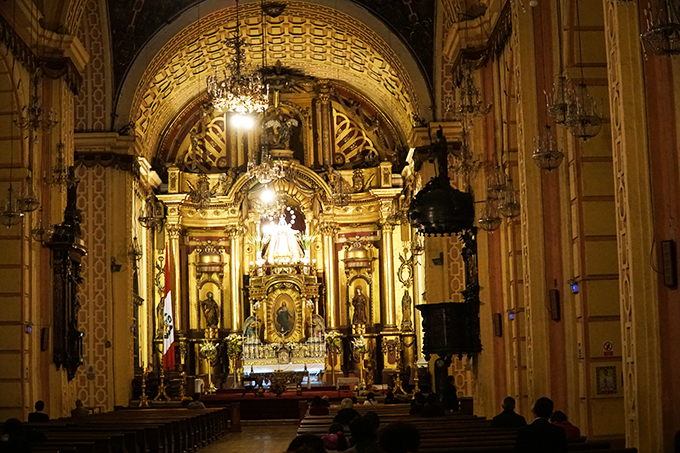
xmin=150 ymin=77 xmax=420 ymax=388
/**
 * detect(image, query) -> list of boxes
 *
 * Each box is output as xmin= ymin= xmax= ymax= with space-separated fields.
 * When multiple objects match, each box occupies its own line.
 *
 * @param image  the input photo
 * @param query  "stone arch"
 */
xmin=114 ymin=0 xmax=432 ymax=160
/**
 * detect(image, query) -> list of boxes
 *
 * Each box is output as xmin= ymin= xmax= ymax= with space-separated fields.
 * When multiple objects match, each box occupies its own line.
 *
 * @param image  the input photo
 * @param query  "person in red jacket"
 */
xmin=309 ymin=395 xmax=329 ymax=415
xmin=550 ymin=410 xmax=582 ymax=441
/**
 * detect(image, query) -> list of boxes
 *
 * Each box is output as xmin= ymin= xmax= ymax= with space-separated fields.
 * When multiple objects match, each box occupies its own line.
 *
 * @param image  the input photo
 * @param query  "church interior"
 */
xmin=0 ymin=0 xmax=679 ymax=451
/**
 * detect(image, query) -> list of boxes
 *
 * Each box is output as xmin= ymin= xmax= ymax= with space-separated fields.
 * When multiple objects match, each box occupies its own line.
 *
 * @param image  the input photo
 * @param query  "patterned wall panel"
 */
xmin=75 ymin=0 xmax=109 ymax=132
xmin=131 ymin=2 xmax=420 ymax=158
xmin=75 ymin=164 xmax=110 ymax=410
xmin=446 ymin=236 xmax=465 ymax=303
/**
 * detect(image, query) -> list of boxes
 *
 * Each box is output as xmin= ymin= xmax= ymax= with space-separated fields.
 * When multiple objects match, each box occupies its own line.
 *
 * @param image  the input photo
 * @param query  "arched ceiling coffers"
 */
xmin=122 ymin=1 xmax=430 ymax=160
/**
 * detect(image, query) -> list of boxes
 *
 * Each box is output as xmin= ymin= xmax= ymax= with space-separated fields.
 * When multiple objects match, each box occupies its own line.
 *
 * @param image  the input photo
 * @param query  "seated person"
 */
xmin=0 ymin=418 xmax=31 ymax=453
xmin=309 ymin=396 xmax=329 ymax=415
xmin=420 ymin=393 xmax=445 ymax=417
xmin=363 ymin=392 xmax=378 ymax=406
xmin=515 ymin=397 xmax=567 ymax=453
xmin=346 ymin=415 xmax=379 ymax=453
xmin=550 ymin=410 xmax=581 ymax=440
xmin=378 ymin=422 xmax=420 ymax=453
xmin=409 ymin=393 xmax=426 ymax=415
xmin=187 ymin=393 xmax=206 ymax=410
xmin=333 ymin=398 xmax=361 ymax=425
xmin=71 ymin=399 xmax=89 ymax=418
xmin=322 ymin=423 xmax=348 ymax=452
xmin=491 ymin=396 xmax=527 ymax=428
xmin=384 ymin=389 xmax=397 ymax=405
xmin=28 ymin=401 xmax=49 ymax=423
xmin=321 ymin=395 xmax=331 ymax=407
xmin=287 ymin=434 xmax=325 ymax=453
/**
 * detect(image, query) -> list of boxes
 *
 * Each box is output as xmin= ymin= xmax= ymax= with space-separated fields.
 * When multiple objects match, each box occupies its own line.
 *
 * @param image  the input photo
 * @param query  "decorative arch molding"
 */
xmin=116 ymin=0 xmax=432 ymax=158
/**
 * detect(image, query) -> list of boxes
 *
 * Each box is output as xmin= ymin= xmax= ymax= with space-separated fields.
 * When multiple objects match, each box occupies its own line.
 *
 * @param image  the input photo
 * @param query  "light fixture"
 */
xmin=14 ymin=71 xmax=58 ymax=136
xmin=477 ymin=199 xmax=502 ymax=232
xmin=565 ymin=0 xmax=602 ymax=141
xmin=259 ymin=185 xmax=276 ymax=203
xmin=47 ymin=142 xmax=73 ymax=189
xmin=641 ymin=0 xmax=680 ymax=56
xmin=231 ymin=113 xmax=255 ymax=129
xmin=533 ymin=126 xmax=564 ymax=171
xmin=448 ymin=124 xmax=484 ymax=189
xmin=31 ymin=207 xmax=54 ymax=244
xmin=206 ymin=0 xmax=269 ymax=114
xmin=498 ymin=178 xmax=520 ymax=218
xmin=246 ymin=142 xmax=285 ymax=185
xmin=546 ymin=75 xmax=568 ymax=125
xmin=138 ymin=196 xmax=165 ymax=230
xmin=20 ymin=175 xmax=40 ymax=212
xmin=1 ymin=185 xmax=24 ymax=228
xmin=455 ymin=60 xmax=492 ymax=119
xmin=486 ymin=165 xmax=507 ymax=200
xmin=129 ymin=236 xmax=144 ymax=262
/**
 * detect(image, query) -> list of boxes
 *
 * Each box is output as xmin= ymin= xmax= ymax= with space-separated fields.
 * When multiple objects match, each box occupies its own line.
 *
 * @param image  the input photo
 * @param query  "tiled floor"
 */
xmin=201 ymin=421 xmax=300 ymax=453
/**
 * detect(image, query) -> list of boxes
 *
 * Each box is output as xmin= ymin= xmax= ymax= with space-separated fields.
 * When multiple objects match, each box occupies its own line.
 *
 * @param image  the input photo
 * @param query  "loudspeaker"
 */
xmin=661 ymin=240 xmax=677 ymax=288
xmin=493 ymin=313 xmax=502 ymax=337
xmin=549 ymin=289 xmax=561 ymax=321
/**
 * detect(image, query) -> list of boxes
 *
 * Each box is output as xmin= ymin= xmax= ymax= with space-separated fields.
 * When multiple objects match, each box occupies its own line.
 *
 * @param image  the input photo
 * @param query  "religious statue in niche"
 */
xmin=401 ymin=291 xmax=413 ymax=331
xmin=265 ymin=216 xmax=304 ymax=263
xmin=351 ymin=286 xmax=368 ymax=325
xmin=264 ymin=109 xmax=299 ymax=149
xmin=305 ymin=312 xmax=326 ymax=339
xmin=201 ymin=292 xmax=220 ymax=328
xmin=273 ymin=295 xmax=295 ymax=336
xmin=243 ymin=314 xmax=264 ymax=342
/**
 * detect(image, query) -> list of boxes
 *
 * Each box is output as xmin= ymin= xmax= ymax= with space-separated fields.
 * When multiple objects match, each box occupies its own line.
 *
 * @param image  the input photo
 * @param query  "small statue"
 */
xmin=201 ymin=292 xmax=220 ymax=328
xmin=351 ymin=286 xmax=368 ymax=325
xmin=401 ymin=291 xmax=413 ymax=331
xmin=264 ymin=109 xmax=299 ymax=149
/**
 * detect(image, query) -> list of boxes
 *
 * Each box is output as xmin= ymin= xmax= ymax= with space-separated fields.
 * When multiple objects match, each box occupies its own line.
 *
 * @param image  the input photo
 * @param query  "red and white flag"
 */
xmin=161 ymin=248 xmax=175 ymax=369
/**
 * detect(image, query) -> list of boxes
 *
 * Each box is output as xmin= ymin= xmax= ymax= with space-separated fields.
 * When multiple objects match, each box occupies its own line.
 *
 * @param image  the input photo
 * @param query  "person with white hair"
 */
xmin=333 ymin=398 xmax=361 ymax=424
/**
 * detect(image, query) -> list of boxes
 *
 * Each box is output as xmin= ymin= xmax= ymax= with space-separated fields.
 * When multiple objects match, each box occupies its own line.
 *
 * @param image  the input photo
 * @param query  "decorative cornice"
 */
xmin=74 ymin=152 xmax=140 ymax=177
xmin=0 ymin=12 xmax=83 ymax=94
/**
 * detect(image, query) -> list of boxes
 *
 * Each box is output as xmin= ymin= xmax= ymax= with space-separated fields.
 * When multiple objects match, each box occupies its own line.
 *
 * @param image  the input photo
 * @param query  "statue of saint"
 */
xmin=201 ymin=292 xmax=220 ymax=328
xmin=243 ymin=315 xmax=263 ymax=341
xmin=351 ymin=286 xmax=368 ymax=325
xmin=276 ymin=301 xmax=294 ymax=335
xmin=265 ymin=216 xmax=303 ymax=263
xmin=264 ymin=110 xmax=299 ymax=149
xmin=401 ymin=291 xmax=413 ymax=330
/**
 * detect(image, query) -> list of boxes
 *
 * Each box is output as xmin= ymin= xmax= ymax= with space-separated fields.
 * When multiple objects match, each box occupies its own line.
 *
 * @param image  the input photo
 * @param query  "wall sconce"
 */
xmin=567 ymin=279 xmax=579 ymax=294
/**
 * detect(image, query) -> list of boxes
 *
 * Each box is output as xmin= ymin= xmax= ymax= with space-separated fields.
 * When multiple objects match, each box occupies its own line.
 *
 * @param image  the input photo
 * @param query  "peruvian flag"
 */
xmin=161 ymin=248 xmax=176 ymax=369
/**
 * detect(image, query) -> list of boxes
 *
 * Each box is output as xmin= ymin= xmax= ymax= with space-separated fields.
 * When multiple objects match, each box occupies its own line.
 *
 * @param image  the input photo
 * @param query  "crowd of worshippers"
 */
xmin=287 ymin=391 xmax=582 ymax=453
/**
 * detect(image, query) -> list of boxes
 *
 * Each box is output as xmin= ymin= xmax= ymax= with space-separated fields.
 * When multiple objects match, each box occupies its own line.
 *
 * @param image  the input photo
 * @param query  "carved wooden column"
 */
xmin=603 ymin=0 xmax=663 ymax=449
xmin=227 ymin=226 xmax=243 ymax=331
xmin=379 ymin=215 xmax=397 ymax=330
xmin=320 ymin=221 xmax=339 ymax=329
xmin=48 ymin=175 xmax=87 ymax=381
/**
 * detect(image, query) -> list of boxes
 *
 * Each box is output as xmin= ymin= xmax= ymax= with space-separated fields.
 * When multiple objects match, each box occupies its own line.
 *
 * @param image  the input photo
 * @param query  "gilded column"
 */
xmin=380 ymin=218 xmax=397 ymax=330
xmin=320 ymin=221 xmax=338 ymax=329
xmin=167 ymin=223 xmax=183 ymax=334
xmin=227 ymin=226 xmax=243 ymax=331
xmin=510 ymin=0 xmax=551 ymax=400
xmin=603 ymin=0 xmax=663 ymax=449
xmin=318 ymin=85 xmax=332 ymax=167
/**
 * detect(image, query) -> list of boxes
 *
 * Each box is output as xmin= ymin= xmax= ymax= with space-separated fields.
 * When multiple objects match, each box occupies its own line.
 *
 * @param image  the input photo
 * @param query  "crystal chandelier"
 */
xmin=47 ymin=142 xmax=73 ymax=189
xmin=546 ymin=75 xmax=568 ymax=125
xmin=477 ymin=198 xmax=502 ymax=232
xmin=565 ymin=0 xmax=602 ymax=141
xmin=14 ymin=71 xmax=58 ymax=134
xmin=246 ymin=142 xmax=286 ymax=185
xmin=448 ymin=125 xmax=484 ymax=187
xmin=486 ymin=164 xmax=507 ymax=200
xmin=138 ymin=196 xmax=165 ymax=230
xmin=565 ymin=82 xmax=602 ymax=141
xmin=641 ymin=0 xmax=680 ymax=56
xmin=206 ymin=0 xmax=269 ymax=114
xmin=0 ymin=185 xmax=24 ymax=228
xmin=498 ymin=177 xmax=520 ymax=218
xmin=20 ymin=175 xmax=40 ymax=212
xmin=533 ymin=126 xmax=564 ymax=171
xmin=31 ymin=207 xmax=54 ymax=243
xmin=455 ymin=61 xmax=492 ymax=118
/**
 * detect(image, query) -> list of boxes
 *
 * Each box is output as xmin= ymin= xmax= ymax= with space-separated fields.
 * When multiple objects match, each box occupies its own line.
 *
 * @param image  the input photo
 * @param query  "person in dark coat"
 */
xmin=515 ymin=397 xmax=567 ymax=453
xmin=27 ymin=401 xmax=49 ymax=423
xmin=334 ymin=398 xmax=361 ymax=424
xmin=491 ymin=397 xmax=527 ymax=428
xmin=442 ymin=376 xmax=459 ymax=412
